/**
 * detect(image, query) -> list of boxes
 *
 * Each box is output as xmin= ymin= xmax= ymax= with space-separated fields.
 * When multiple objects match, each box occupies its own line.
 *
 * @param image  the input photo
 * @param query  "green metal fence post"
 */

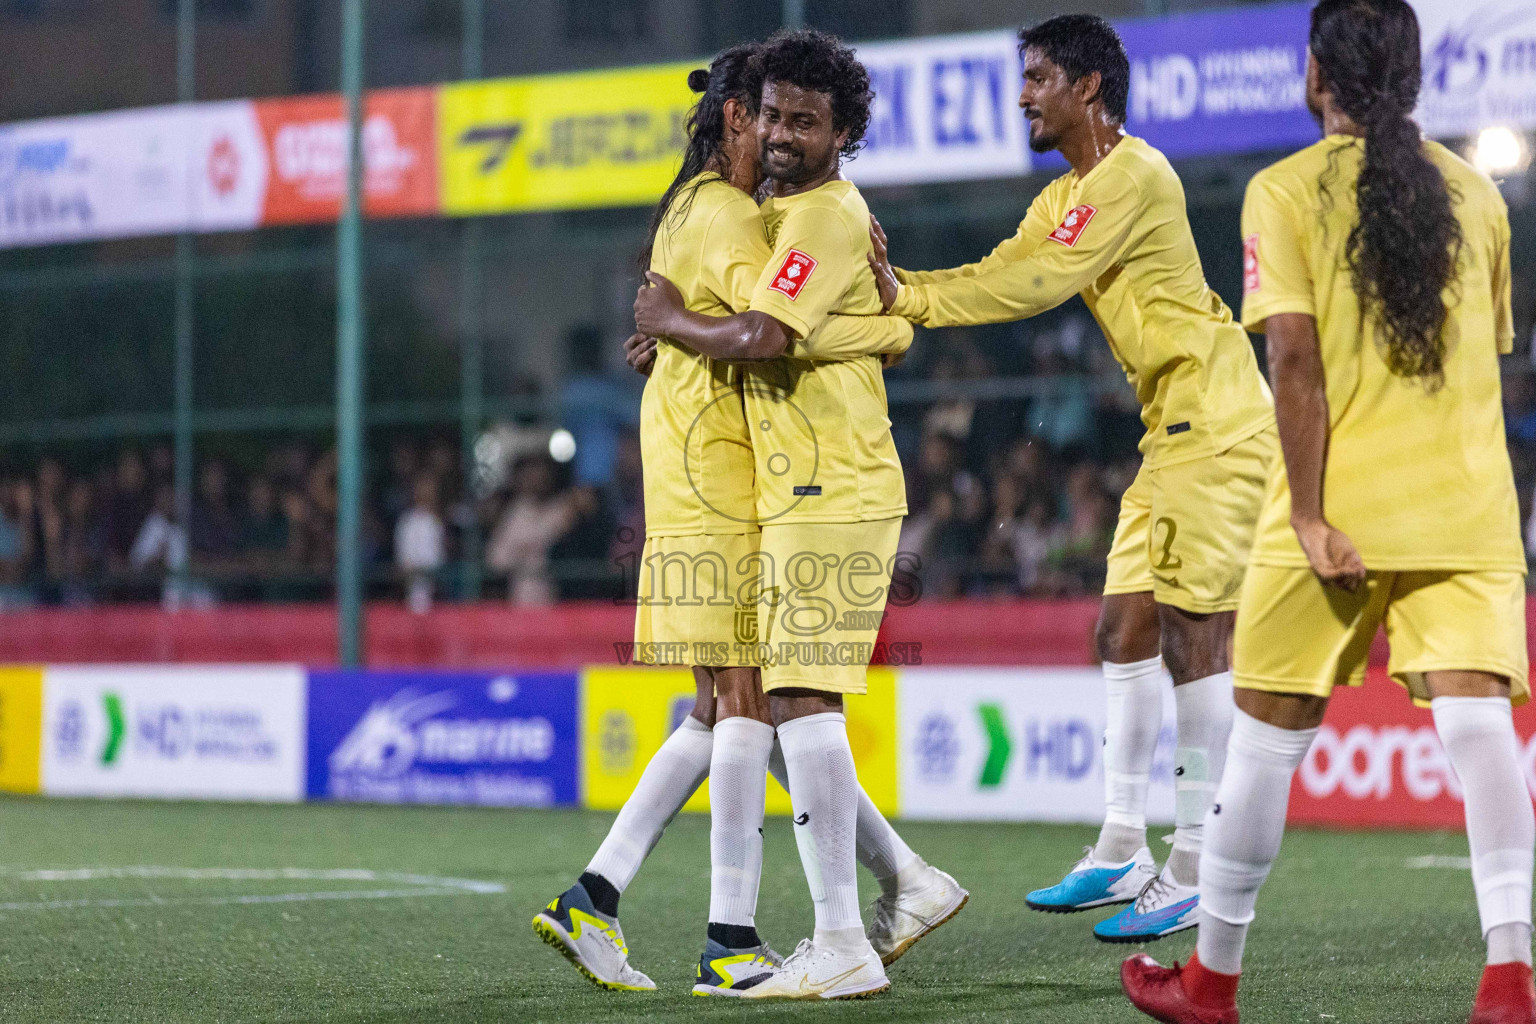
xmin=173 ymin=0 xmax=196 ymax=604
xmin=458 ymin=0 xmax=485 ymax=602
xmin=336 ymin=0 xmax=367 ymax=665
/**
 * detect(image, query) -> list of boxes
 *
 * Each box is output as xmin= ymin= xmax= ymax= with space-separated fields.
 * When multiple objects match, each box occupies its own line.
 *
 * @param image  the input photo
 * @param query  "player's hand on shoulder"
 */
xmin=867 ymin=214 xmax=899 ymax=314
xmin=1293 ymin=517 xmax=1366 ymax=592
xmin=633 ymin=271 xmax=686 ymax=338
xmin=624 ymin=332 xmax=658 ymax=376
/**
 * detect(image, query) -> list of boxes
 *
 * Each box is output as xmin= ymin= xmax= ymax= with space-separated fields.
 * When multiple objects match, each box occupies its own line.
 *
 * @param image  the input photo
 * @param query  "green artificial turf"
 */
xmin=0 ymin=797 xmax=1493 ymax=1022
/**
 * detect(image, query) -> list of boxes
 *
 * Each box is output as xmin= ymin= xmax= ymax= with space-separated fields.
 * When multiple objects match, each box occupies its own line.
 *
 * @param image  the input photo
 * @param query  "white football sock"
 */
xmin=778 ymin=711 xmax=866 ymax=949
xmin=770 ymin=738 xmax=918 ymax=895
xmin=1170 ymin=671 xmax=1234 ymax=885
xmin=1097 ymin=656 xmax=1167 ymax=861
xmin=1433 ymin=696 xmax=1535 ymax=967
xmin=1196 ymin=708 xmax=1316 ymax=975
xmin=586 ymin=715 xmax=712 ymax=891
xmin=708 ymin=716 xmax=775 ymax=929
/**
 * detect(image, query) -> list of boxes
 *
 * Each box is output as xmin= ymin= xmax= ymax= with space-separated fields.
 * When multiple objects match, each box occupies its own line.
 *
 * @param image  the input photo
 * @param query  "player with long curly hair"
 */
xmin=1122 ymin=2 xmax=1532 ymax=1021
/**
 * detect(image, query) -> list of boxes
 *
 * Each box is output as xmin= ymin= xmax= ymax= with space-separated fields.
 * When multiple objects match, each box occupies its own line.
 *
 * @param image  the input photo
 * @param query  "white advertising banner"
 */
xmin=41 ymin=666 xmax=306 ymax=802
xmin=897 ymin=667 xmax=1177 ymax=823
xmin=0 ymin=102 xmax=264 ymax=250
xmin=849 ymin=30 xmax=1030 ymax=186
xmin=1413 ymin=0 xmax=1536 ymax=138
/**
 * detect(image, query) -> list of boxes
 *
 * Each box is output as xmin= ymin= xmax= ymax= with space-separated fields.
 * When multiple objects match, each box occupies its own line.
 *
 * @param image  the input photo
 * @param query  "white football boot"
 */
xmin=740 ymin=937 xmax=890 ymax=1000
xmin=531 ymin=883 xmax=656 ymax=991
xmin=867 ymin=862 xmax=970 ymax=966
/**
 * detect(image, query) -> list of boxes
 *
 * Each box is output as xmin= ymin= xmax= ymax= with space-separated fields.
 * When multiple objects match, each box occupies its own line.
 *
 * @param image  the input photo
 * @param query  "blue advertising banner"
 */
xmin=306 ymin=670 xmax=579 ymax=807
xmin=1118 ymin=3 xmax=1317 ymax=160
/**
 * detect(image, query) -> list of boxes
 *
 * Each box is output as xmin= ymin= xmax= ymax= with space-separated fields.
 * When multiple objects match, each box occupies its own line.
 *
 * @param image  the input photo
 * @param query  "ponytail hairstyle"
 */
xmin=1311 ymin=0 xmax=1461 ymax=387
xmin=638 ymin=43 xmax=763 ymax=272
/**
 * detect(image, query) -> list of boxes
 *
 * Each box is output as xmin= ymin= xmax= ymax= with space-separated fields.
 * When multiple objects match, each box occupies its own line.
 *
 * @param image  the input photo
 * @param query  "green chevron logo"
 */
xmin=100 ymin=692 xmax=125 ymax=766
xmin=977 ymin=703 xmax=1012 ymax=787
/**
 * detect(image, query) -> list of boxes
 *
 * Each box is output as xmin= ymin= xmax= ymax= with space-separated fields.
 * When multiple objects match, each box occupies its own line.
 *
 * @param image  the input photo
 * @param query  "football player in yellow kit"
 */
xmin=634 ymin=30 xmax=967 ymax=999
xmin=1123 ymin=2 xmax=1533 ymax=1021
xmin=866 ymin=15 xmax=1275 ymax=943
xmin=535 ymin=43 xmax=962 ymax=998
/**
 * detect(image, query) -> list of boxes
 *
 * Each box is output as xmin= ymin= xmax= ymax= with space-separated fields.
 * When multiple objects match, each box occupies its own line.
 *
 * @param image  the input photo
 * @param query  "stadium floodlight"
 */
xmin=1470 ymin=126 xmax=1528 ymax=176
xmin=549 ymin=429 xmax=578 ymax=463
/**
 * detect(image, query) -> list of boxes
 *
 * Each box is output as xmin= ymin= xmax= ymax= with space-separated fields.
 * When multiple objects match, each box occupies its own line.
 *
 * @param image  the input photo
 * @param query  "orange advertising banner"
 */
xmin=253 ymin=87 xmax=439 ymax=225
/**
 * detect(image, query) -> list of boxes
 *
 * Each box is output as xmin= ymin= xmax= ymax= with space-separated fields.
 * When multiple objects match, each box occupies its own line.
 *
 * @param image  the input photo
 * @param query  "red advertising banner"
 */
xmin=1288 ymin=667 xmax=1536 ymax=830
xmin=253 ymin=88 xmax=438 ymax=224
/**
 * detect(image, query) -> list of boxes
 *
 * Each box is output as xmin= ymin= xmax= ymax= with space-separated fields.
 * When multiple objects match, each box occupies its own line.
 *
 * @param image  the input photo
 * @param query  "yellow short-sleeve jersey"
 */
xmin=1240 ymin=136 xmax=1524 ymax=572
xmin=642 ymin=174 xmax=911 ymax=536
xmin=892 ymin=136 xmax=1274 ymax=470
xmin=744 ymin=180 xmax=907 ymax=525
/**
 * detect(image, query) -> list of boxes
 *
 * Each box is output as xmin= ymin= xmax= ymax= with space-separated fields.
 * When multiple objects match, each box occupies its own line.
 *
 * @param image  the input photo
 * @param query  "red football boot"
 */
xmin=1471 ymin=962 xmax=1536 ymax=1024
xmin=1121 ymin=952 xmax=1240 ymax=1024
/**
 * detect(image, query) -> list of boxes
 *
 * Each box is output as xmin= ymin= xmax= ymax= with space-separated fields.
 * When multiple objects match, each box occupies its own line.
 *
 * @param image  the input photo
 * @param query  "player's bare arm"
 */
xmin=1266 ymin=311 xmax=1365 ymax=592
xmin=633 ymin=270 xmax=795 ymax=360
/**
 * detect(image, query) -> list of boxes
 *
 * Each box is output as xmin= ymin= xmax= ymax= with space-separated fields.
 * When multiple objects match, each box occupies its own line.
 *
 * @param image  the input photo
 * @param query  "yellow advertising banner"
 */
xmin=0 ymin=667 xmax=42 ymax=794
xmin=439 ymin=63 xmax=695 ymax=215
xmin=581 ymin=666 xmax=900 ymax=817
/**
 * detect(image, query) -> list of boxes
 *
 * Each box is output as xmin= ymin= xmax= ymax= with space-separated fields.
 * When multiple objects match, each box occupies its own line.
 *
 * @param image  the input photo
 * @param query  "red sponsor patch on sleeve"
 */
xmin=1047 ymin=204 xmax=1097 ymax=247
xmin=767 ymin=249 xmax=817 ymax=300
xmin=1243 ymin=234 xmax=1261 ymax=295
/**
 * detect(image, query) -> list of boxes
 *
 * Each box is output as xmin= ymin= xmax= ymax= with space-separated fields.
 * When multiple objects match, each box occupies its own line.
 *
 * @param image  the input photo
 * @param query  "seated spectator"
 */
xmin=131 ymin=484 xmax=187 ymax=575
xmin=487 ymin=455 xmax=577 ymax=606
xmin=395 ymin=474 xmax=446 ymax=614
xmin=238 ymin=475 xmax=289 ymax=572
xmin=191 ymin=460 xmax=241 ymax=569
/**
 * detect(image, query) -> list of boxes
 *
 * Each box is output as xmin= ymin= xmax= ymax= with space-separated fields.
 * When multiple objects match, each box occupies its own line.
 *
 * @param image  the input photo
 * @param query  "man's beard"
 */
xmin=1028 ymin=125 xmax=1058 ymax=154
xmin=761 ymin=143 xmax=822 ymax=186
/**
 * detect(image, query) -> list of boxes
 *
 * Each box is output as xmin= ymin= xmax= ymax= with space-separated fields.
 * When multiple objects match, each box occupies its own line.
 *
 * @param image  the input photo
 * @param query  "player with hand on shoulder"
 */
xmin=635 ymin=29 xmax=967 ymax=1000
xmin=1122 ymin=2 xmax=1534 ymax=1021
xmin=867 ymin=14 xmax=1276 ymax=944
xmin=535 ymin=45 xmax=954 ymax=998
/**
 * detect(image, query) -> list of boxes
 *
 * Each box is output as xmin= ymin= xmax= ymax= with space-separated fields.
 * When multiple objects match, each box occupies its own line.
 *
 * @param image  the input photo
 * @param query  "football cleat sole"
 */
xmin=1025 ymin=893 xmax=1135 ymax=914
xmin=531 ymin=915 xmax=653 ymax=993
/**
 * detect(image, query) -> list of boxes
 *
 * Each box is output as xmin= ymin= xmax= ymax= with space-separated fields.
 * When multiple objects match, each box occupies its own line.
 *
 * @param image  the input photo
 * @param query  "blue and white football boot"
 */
xmin=1093 ymin=866 xmax=1200 ymax=943
xmin=1025 ymin=845 xmax=1156 ymax=914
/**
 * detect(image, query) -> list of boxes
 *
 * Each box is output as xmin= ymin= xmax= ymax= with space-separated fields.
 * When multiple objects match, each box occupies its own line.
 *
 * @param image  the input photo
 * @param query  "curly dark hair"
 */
xmin=754 ymin=28 xmax=873 ymax=159
xmin=1312 ymin=0 xmax=1461 ymax=387
xmin=639 ymin=43 xmax=763 ymax=272
xmin=1018 ymin=15 xmax=1130 ymax=124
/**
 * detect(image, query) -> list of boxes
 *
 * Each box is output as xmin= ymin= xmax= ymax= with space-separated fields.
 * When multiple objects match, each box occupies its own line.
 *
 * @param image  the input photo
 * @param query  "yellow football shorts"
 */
xmin=1234 ymin=565 xmax=1529 ymax=706
xmin=1104 ymin=426 xmax=1277 ymax=614
xmin=633 ymin=532 xmax=762 ymax=667
xmin=756 ymin=517 xmax=903 ymax=696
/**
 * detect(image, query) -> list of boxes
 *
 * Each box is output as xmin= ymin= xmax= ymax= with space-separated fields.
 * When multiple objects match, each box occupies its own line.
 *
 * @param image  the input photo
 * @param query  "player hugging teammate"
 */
xmin=533 ymin=31 xmax=967 ymax=1000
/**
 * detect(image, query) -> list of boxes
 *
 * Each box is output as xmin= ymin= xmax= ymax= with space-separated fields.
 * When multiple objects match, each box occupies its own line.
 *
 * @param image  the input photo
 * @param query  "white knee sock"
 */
xmin=586 ymin=715 xmax=713 ymax=891
xmin=708 ymin=716 xmax=775 ymax=930
xmin=1097 ymin=656 xmax=1167 ymax=861
xmin=777 ymin=712 xmax=866 ymax=951
xmin=1170 ymin=671 xmax=1235 ymax=885
xmin=1433 ymin=696 xmax=1535 ymax=967
xmin=770 ymin=738 xmax=919 ymax=895
xmin=1196 ymin=708 xmax=1317 ymax=975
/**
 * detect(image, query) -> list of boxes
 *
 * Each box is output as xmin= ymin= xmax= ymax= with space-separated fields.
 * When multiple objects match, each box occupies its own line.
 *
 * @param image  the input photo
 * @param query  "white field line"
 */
xmin=1405 ymin=855 xmax=1473 ymax=870
xmin=0 ymin=866 xmax=506 ymax=912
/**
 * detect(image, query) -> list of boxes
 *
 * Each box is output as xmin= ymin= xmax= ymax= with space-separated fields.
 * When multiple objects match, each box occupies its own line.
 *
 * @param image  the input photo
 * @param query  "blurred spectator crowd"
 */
xmin=5 ymin=317 xmax=1536 ymax=611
